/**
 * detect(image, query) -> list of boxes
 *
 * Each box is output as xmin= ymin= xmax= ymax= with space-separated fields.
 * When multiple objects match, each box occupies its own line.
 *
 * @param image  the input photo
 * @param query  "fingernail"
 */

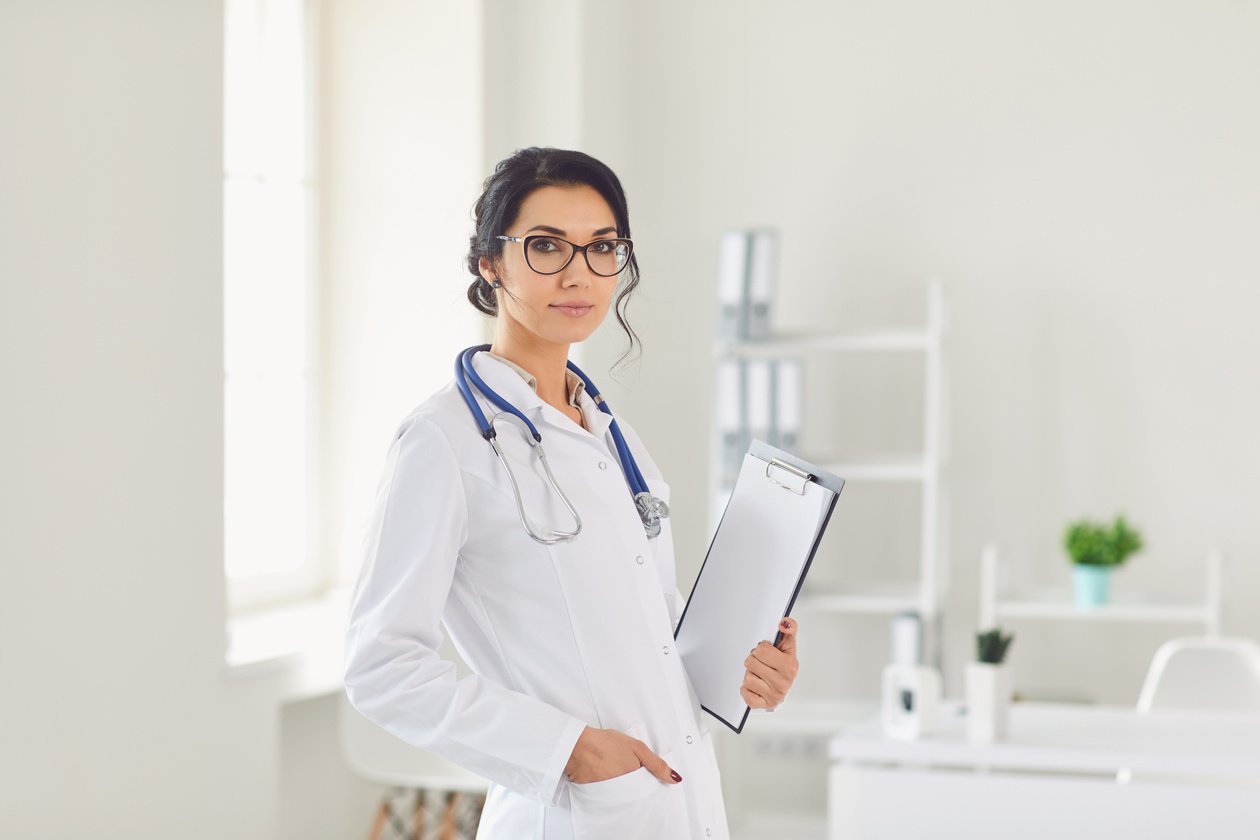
xmin=670 ymin=770 xmax=683 ymax=783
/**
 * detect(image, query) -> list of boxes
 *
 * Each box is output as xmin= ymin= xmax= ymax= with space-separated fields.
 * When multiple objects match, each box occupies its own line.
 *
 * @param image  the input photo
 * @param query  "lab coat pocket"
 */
xmin=567 ymin=745 xmax=689 ymax=840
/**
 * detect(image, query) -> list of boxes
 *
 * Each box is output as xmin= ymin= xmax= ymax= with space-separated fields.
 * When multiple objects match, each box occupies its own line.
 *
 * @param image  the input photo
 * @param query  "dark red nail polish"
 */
xmin=670 ymin=770 xmax=682 ymax=782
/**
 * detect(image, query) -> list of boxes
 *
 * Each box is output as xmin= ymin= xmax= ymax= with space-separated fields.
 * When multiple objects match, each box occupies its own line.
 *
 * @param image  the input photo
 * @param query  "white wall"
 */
xmin=574 ymin=0 xmax=1260 ymax=707
xmin=0 ymin=2 xmax=277 ymax=837
xmin=0 ymin=1 xmax=483 ymax=837
xmin=317 ymin=0 xmax=484 ymax=588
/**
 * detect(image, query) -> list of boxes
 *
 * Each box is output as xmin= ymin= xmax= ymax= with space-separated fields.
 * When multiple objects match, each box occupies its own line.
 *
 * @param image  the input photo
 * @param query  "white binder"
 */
xmin=675 ymin=441 xmax=845 ymax=733
xmin=716 ymin=230 xmax=750 ymax=341
xmin=746 ymin=229 xmax=776 ymax=339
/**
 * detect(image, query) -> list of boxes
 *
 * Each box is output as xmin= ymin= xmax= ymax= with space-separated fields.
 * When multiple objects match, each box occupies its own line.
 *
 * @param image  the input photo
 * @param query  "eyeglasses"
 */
xmin=496 ymin=234 xmax=634 ymax=277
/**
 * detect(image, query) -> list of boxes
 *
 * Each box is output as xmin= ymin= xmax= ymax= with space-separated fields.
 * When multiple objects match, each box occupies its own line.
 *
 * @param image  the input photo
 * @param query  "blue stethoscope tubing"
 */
xmin=454 ymin=344 xmax=669 ymax=544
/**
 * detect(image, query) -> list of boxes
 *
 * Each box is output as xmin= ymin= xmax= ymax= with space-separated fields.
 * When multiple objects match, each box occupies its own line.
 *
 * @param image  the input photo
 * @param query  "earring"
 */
xmin=490 ymin=279 xmax=502 ymax=289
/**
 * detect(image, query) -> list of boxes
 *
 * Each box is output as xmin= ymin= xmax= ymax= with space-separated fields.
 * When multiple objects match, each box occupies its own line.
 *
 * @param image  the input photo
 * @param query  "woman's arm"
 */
xmin=343 ymin=415 xmax=587 ymax=806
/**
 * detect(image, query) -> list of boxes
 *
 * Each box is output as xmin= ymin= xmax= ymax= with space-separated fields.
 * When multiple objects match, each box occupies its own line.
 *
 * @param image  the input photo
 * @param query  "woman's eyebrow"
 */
xmin=526 ymin=225 xmax=619 ymax=237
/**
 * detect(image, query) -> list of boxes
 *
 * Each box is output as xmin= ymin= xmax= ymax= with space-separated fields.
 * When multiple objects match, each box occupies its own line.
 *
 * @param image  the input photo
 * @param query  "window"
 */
xmin=223 ymin=0 xmax=319 ymax=611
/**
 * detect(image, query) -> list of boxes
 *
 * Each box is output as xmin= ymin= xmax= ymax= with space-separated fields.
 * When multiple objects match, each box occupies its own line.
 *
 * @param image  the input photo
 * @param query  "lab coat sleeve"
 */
xmin=343 ymin=415 xmax=588 ymax=807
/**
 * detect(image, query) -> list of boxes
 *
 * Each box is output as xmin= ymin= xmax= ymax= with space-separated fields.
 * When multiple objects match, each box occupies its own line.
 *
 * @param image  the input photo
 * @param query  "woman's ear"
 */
xmin=478 ymin=256 xmax=501 ymax=288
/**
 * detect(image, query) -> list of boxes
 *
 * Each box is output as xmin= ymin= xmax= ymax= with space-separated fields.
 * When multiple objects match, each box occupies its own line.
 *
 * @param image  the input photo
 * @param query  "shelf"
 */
xmin=979 ymin=546 xmax=1224 ymax=637
xmin=797 ymin=581 xmax=926 ymax=615
xmin=715 ymin=329 xmax=931 ymax=358
xmin=714 ymin=455 xmax=932 ymax=502
xmin=709 ymin=280 xmax=949 ymax=672
xmin=994 ymin=596 xmax=1214 ymax=625
xmin=819 ymin=454 xmax=930 ymax=482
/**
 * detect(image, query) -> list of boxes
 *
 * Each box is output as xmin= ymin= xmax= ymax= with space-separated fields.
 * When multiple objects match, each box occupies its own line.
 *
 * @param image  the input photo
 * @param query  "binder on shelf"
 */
xmin=676 ymin=441 xmax=846 ymax=733
xmin=746 ymin=229 xmax=777 ymax=339
xmin=744 ymin=358 xmax=773 ymax=452
xmin=717 ymin=230 xmax=750 ymax=341
xmin=774 ymin=358 xmax=803 ymax=453
xmin=716 ymin=357 xmax=745 ymax=486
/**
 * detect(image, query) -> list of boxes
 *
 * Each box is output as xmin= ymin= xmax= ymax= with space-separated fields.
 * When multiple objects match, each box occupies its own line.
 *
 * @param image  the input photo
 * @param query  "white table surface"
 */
xmin=829 ymin=701 xmax=1260 ymax=779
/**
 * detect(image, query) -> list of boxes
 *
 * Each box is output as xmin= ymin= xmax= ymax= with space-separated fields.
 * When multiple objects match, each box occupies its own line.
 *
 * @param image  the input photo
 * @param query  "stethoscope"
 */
xmin=454 ymin=344 xmax=670 ymax=545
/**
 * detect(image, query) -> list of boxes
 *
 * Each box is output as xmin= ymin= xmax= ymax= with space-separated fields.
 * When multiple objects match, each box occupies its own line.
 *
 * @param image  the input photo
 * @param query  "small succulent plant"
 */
xmin=976 ymin=627 xmax=1015 ymax=664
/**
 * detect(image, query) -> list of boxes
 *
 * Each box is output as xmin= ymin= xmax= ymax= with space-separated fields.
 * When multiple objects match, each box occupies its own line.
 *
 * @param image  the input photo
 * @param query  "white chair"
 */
xmin=1136 ymin=636 xmax=1260 ymax=713
xmin=339 ymin=692 xmax=489 ymax=839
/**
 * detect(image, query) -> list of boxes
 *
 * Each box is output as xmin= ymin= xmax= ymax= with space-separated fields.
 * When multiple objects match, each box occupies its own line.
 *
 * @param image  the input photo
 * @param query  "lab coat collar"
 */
xmin=469 ymin=351 xmax=614 ymax=442
xmin=485 ymin=350 xmax=587 ymax=409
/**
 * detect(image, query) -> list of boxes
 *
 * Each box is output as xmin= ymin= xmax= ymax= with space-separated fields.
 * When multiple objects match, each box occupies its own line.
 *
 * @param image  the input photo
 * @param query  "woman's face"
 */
xmin=480 ymin=184 xmax=623 ymax=348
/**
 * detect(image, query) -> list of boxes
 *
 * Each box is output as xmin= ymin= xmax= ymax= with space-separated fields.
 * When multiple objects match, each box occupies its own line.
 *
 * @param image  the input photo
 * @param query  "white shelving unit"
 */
xmin=978 ymin=544 xmax=1224 ymax=636
xmin=711 ymin=281 xmax=949 ymax=839
xmin=709 ymin=278 xmax=949 ymax=726
xmin=715 ymin=279 xmax=947 ymax=659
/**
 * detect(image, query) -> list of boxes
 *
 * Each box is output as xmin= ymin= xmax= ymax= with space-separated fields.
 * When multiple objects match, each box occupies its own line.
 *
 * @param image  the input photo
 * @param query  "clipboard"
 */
xmin=674 ymin=440 xmax=845 ymax=733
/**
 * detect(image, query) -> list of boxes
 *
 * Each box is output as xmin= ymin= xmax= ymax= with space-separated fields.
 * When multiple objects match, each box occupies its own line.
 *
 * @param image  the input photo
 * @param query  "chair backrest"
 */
xmin=1136 ymin=636 xmax=1260 ymax=714
xmin=338 ymin=692 xmax=489 ymax=792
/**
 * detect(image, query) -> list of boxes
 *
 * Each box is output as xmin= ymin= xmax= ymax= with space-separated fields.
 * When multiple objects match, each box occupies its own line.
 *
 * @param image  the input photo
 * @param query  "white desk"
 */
xmin=828 ymin=702 xmax=1260 ymax=840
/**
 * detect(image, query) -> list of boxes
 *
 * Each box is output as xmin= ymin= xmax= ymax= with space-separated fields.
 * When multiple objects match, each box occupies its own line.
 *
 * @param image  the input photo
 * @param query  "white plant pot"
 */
xmin=965 ymin=662 xmax=1011 ymax=743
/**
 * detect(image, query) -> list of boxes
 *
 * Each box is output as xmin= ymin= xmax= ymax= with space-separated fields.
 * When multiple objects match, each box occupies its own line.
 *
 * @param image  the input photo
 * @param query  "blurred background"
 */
xmin=2 ymin=0 xmax=1258 ymax=837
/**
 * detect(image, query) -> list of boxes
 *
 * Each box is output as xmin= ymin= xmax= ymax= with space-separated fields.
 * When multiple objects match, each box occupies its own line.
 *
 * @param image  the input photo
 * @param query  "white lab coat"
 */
xmin=344 ymin=351 xmax=731 ymax=840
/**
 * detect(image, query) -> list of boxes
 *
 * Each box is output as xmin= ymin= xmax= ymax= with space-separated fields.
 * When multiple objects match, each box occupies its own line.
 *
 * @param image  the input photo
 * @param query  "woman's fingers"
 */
xmin=775 ymin=616 xmax=798 ymax=656
xmin=740 ymin=618 xmax=802 ymax=709
xmin=741 ymin=669 xmax=784 ymax=707
xmin=742 ymin=652 xmax=788 ymax=695
xmin=634 ymin=741 xmax=683 ymax=785
xmin=566 ymin=728 xmax=682 ymax=785
xmin=740 ymin=684 xmax=770 ymax=708
xmin=744 ymin=645 xmax=797 ymax=693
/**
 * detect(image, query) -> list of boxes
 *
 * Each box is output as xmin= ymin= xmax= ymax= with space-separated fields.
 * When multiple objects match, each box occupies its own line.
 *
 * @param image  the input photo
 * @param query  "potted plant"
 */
xmin=1063 ymin=515 xmax=1144 ymax=608
xmin=966 ymin=627 xmax=1014 ymax=743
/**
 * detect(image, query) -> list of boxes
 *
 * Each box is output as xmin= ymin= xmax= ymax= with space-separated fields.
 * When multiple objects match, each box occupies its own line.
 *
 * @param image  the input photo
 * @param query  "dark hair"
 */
xmin=465 ymin=146 xmax=641 ymax=369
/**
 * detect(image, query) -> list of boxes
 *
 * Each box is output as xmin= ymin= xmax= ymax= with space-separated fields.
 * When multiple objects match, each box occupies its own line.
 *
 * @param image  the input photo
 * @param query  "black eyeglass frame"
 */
xmin=495 ymin=234 xmax=635 ymax=277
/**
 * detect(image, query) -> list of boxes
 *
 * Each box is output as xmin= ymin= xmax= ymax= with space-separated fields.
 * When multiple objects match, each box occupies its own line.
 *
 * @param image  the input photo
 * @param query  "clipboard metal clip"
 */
xmin=765 ymin=458 xmax=812 ymax=495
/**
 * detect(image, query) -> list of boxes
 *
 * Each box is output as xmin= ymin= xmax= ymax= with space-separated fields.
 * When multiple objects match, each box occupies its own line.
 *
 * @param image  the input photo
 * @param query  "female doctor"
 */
xmin=343 ymin=147 xmax=802 ymax=840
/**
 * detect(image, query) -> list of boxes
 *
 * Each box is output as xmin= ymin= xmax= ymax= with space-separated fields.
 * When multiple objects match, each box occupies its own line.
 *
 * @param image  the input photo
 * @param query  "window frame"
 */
xmin=222 ymin=0 xmax=325 ymax=614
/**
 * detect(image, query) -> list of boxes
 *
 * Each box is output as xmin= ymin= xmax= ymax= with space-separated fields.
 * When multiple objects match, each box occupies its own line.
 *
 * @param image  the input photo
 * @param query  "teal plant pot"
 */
xmin=1073 ymin=565 xmax=1112 ymax=608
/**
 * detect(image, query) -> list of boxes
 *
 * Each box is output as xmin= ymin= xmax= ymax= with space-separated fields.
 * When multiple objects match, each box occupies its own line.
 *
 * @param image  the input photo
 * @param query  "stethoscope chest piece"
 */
xmin=634 ymin=492 xmax=670 ymax=539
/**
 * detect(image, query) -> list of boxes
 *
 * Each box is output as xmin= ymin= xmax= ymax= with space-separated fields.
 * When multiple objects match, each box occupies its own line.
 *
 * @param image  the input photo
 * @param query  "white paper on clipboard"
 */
xmin=674 ymin=440 xmax=845 ymax=734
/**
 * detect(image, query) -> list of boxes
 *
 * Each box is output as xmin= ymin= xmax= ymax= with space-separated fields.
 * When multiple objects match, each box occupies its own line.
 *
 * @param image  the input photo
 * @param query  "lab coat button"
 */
xmin=662 ymin=645 xmax=670 ymax=655
xmin=598 ymin=460 xmax=608 ymax=470
xmin=635 ymin=555 xmax=645 ymax=565
xmin=686 ymin=735 xmax=694 ymax=744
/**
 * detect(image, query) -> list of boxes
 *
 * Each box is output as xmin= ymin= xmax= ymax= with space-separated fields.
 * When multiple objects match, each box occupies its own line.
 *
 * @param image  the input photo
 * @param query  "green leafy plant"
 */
xmin=976 ymin=627 xmax=1014 ymax=664
xmin=1063 ymin=515 xmax=1144 ymax=567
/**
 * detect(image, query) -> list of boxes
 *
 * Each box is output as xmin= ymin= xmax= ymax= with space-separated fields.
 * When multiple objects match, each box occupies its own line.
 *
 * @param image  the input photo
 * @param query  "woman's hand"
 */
xmin=563 ymin=726 xmax=683 ymax=785
xmin=740 ymin=616 xmax=800 ymax=710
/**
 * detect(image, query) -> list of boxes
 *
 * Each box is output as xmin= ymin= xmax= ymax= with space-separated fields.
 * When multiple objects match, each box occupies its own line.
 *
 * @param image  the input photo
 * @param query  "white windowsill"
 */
xmin=223 ymin=586 xmax=352 ymax=703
